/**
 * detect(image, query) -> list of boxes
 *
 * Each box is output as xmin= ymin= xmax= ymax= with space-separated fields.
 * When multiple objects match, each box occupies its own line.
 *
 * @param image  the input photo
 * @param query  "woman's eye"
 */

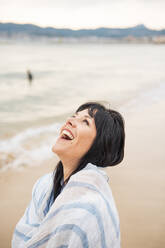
xmin=83 ymin=119 xmax=89 ymax=125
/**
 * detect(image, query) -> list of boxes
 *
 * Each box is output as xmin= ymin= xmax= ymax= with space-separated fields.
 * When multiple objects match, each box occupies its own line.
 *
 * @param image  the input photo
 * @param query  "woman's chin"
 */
xmin=52 ymin=142 xmax=65 ymax=156
xmin=52 ymin=144 xmax=59 ymax=154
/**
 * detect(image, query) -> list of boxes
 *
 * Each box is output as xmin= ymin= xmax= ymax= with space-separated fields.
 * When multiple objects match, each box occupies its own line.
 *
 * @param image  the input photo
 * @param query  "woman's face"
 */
xmin=52 ymin=109 xmax=97 ymax=161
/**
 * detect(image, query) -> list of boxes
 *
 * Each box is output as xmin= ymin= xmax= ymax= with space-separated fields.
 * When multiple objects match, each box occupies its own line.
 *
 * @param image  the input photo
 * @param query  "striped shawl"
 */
xmin=12 ymin=163 xmax=120 ymax=248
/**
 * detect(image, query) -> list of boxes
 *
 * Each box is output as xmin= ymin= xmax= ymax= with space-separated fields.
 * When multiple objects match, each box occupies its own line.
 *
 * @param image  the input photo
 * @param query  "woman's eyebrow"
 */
xmin=84 ymin=115 xmax=92 ymax=119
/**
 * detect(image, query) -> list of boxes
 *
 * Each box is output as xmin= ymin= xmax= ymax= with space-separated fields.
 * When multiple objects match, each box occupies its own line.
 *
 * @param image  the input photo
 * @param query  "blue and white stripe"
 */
xmin=12 ymin=163 xmax=120 ymax=248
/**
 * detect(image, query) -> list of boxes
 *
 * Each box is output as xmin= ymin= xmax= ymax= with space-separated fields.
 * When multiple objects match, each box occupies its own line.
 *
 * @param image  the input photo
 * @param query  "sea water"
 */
xmin=0 ymin=41 xmax=165 ymax=169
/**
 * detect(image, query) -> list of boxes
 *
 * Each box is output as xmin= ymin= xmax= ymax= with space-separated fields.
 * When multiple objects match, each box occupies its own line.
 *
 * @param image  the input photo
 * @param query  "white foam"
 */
xmin=0 ymin=122 xmax=62 ymax=171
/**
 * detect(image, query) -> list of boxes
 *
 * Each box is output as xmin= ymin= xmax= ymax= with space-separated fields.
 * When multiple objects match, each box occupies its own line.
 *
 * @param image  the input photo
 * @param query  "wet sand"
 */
xmin=0 ymin=100 xmax=165 ymax=248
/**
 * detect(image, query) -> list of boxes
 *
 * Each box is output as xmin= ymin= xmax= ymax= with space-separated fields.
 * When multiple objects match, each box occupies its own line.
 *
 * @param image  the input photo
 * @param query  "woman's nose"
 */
xmin=66 ymin=116 xmax=76 ymax=127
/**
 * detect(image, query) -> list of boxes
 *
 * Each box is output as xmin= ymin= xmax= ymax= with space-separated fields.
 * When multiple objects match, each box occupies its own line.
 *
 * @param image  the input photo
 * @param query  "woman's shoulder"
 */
xmin=32 ymin=172 xmax=53 ymax=190
xmin=71 ymin=163 xmax=109 ymax=184
xmin=63 ymin=163 xmax=112 ymax=206
xmin=32 ymin=172 xmax=54 ymax=204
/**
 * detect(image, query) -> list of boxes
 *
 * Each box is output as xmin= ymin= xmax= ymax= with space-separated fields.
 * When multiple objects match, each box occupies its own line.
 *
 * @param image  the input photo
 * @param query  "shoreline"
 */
xmin=0 ymin=99 xmax=165 ymax=247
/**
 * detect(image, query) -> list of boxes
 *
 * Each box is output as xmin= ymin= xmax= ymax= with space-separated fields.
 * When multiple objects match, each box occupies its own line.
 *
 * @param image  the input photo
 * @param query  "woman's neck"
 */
xmin=61 ymin=157 xmax=79 ymax=182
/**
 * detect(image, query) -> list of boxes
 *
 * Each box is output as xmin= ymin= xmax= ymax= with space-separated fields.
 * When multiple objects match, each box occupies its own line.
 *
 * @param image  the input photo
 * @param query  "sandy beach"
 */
xmin=0 ymin=100 xmax=165 ymax=248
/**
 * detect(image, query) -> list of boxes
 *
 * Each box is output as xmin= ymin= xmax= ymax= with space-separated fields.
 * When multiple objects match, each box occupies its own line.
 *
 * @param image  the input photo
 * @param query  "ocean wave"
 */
xmin=0 ymin=123 xmax=61 ymax=171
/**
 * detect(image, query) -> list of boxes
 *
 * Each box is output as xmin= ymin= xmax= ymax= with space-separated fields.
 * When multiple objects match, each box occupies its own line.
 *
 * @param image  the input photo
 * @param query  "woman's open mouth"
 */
xmin=61 ymin=129 xmax=74 ymax=140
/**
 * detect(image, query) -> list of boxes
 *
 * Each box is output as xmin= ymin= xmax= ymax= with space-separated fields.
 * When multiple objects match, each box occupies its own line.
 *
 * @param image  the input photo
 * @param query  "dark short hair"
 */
xmin=76 ymin=102 xmax=125 ymax=167
xmin=53 ymin=102 xmax=125 ymax=200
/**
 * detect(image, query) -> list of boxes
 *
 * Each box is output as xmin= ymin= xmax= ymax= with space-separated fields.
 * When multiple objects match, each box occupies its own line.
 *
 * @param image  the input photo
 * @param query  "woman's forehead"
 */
xmin=75 ymin=109 xmax=92 ymax=117
xmin=76 ymin=108 xmax=97 ymax=117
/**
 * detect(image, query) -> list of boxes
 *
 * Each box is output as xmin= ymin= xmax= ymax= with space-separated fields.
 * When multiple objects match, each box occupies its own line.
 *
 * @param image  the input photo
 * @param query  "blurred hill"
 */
xmin=0 ymin=23 xmax=165 ymax=43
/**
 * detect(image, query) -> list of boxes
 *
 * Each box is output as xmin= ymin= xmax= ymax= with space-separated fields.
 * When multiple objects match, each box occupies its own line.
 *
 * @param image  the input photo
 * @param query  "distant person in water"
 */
xmin=27 ymin=70 xmax=33 ymax=86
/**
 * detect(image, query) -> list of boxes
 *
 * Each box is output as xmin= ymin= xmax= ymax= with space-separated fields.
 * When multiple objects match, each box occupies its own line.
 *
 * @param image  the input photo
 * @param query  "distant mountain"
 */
xmin=0 ymin=22 xmax=165 ymax=39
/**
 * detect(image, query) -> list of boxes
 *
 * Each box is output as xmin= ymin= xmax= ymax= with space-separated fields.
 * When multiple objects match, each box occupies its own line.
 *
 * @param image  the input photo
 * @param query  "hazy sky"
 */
xmin=1 ymin=0 xmax=165 ymax=30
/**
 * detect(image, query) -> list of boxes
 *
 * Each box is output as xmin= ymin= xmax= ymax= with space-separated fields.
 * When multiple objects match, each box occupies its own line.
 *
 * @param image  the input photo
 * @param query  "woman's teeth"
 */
xmin=61 ymin=130 xmax=74 ymax=140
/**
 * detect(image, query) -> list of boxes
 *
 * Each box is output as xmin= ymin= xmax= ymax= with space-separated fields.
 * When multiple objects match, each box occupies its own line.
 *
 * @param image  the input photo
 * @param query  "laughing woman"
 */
xmin=12 ymin=102 xmax=125 ymax=248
